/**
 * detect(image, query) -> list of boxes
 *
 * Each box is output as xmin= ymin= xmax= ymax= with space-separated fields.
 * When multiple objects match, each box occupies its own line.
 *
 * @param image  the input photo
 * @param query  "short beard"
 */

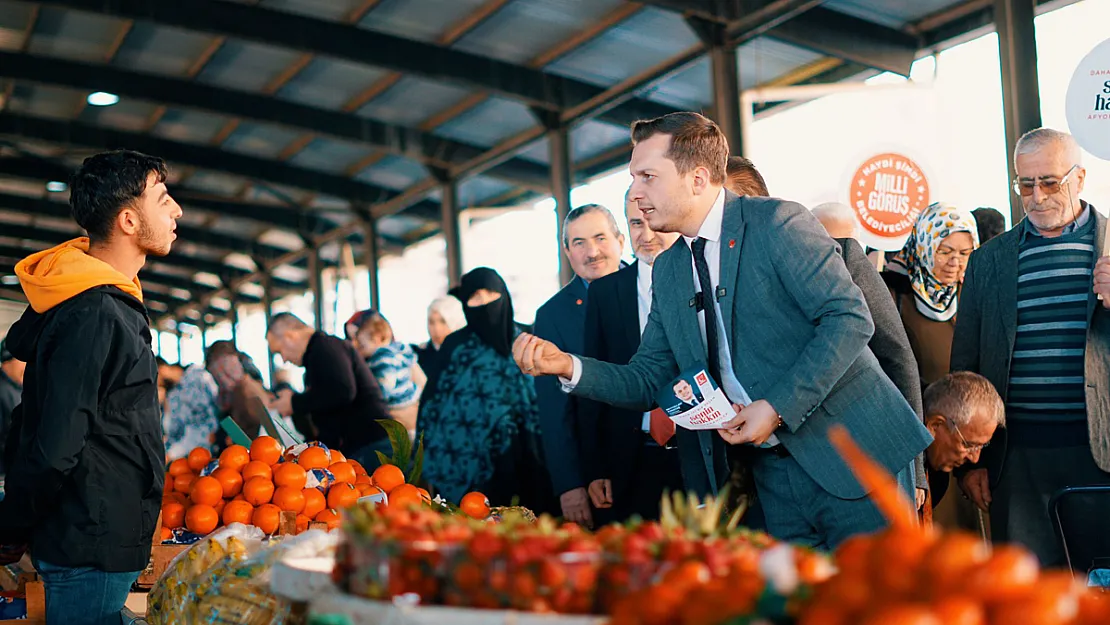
xmin=634 ymin=248 xmax=661 ymax=266
xmin=137 ymin=212 xmax=170 ymax=257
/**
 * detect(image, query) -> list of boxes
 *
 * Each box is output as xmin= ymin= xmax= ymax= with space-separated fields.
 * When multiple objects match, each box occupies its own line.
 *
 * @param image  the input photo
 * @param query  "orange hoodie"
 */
xmin=15 ymin=238 xmax=144 ymax=313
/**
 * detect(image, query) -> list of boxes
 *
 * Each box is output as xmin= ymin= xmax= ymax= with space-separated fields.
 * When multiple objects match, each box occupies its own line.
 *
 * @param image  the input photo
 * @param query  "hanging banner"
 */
xmin=1066 ymin=37 xmax=1110 ymax=161
xmin=847 ymin=151 xmax=932 ymax=251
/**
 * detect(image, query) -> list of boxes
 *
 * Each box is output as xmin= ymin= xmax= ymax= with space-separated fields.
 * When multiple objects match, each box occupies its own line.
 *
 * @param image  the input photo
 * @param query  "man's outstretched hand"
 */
xmin=512 ymin=333 xmax=575 ymax=379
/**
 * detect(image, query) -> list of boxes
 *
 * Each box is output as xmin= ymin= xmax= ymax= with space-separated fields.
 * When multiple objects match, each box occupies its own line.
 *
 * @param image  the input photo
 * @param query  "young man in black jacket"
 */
xmin=0 ymin=150 xmax=181 ymax=624
xmin=265 ymin=313 xmax=391 ymax=467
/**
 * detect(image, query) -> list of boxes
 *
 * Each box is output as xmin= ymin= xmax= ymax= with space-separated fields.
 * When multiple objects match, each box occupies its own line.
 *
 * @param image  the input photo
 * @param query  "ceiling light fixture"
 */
xmin=86 ymin=91 xmax=119 ymax=106
xmin=45 ymin=181 xmax=67 ymax=192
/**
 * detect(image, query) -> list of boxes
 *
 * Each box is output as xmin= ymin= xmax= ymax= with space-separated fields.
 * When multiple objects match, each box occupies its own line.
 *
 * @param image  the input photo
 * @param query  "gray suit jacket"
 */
xmin=951 ymin=207 xmax=1110 ymax=480
xmin=572 ymin=193 xmax=932 ymax=499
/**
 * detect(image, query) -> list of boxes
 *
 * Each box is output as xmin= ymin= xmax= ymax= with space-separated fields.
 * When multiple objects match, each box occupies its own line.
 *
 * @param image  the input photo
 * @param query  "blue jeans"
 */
xmin=33 ymin=558 xmax=139 ymax=625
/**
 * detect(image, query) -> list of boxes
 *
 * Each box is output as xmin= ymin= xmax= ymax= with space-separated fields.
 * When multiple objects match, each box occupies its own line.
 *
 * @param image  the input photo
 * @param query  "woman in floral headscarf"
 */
xmin=883 ymin=202 xmax=981 ymax=387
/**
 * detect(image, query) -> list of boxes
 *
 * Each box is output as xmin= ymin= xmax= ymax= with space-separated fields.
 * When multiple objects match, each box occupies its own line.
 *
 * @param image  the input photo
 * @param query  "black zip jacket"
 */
xmin=0 ymin=286 xmax=163 ymax=572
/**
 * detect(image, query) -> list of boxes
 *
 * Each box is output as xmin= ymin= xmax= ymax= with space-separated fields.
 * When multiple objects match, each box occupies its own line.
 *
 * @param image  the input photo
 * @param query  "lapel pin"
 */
xmin=728 ymin=239 xmax=736 ymax=249
xmin=576 ymin=299 xmax=583 ymax=306
xmin=689 ymin=296 xmax=697 ymax=308
xmin=717 ymin=287 xmax=727 ymax=299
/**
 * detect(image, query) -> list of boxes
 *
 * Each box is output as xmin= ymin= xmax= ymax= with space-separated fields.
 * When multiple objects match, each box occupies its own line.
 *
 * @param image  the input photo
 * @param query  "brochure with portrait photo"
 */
xmin=655 ymin=366 xmax=737 ymax=431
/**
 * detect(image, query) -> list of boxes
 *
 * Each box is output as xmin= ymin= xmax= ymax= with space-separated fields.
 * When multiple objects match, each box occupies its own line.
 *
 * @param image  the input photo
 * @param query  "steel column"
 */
xmin=440 ymin=178 xmax=463 ymax=286
xmin=995 ymin=0 xmax=1042 ymax=225
xmin=261 ymin=272 xmax=276 ymax=384
xmin=549 ymin=124 xmax=574 ymax=285
xmin=308 ymin=244 xmax=324 ymax=331
xmin=363 ymin=218 xmax=381 ymax=310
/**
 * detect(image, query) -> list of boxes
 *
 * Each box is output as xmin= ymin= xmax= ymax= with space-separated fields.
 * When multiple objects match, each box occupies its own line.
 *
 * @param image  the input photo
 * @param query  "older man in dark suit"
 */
xmin=516 ymin=113 xmax=931 ymax=549
xmin=533 ymin=204 xmax=624 ymax=527
xmin=578 ymin=191 xmax=683 ymax=523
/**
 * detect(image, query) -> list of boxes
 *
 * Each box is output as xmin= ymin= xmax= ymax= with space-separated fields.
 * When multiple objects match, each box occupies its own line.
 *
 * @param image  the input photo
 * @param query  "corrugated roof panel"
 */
xmin=261 ymin=0 xmax=367 ymax=22
xmin=434 ymin=97 xmax=537 ymax=147
xmin=184 ymin=171 xmax=245 ymax=197
xmin=740 ymin=38 xmax=825 ymax=88
xmin=287 ymin=138 xmax=376 ymax=175
xmin=458 ymin=175 xmax=512 ymax=207
xmin=151 ymin=109 xmax=233 ymax=144
xmin=353 ymin=155 xmax=428 ymax=191
xmin=221 ymin=122 xmax=304 ymax=159
xmin=516 ymin=136 xmax=550 ymax=165
xmin=451 ymin=0 xmax=625 ymax=64
xmin=356 ymin=76 xmax=473 ymax=127
xmin=826 ymin=0 xmax=956 ymax=28
xmin=646 ymin=57 xmax=709 ymax=110
xmin=0 ymin=1 xmax=35 ymax=51
xmin=26 ymin=7 xmax=125 ymax=62
xmin=376 ymin=215 xmax=419 ymax=240
xmin=211 ymin=216 xmax=267 ymax=239
xmin=112 ymin=23 xmax=218 ymax=77
xmin=277 ymin=58 xmax=390 ymax=110
xmin=6 ymin=83 xmax=82 ymax=120
xmin=246 ymin=183 xmax=312 ymax=207
xmin=82 ymin=98 xmax=160 ymax=133
xmin=572 ymin=120 xmax=628 ymax=162
xmin=358 ymin=0 xmax=491 ymax=42
xmin=196 ymin=40 xmax=302 ymax=92
xmin=545 ymin=7 xmax=700 ymax=88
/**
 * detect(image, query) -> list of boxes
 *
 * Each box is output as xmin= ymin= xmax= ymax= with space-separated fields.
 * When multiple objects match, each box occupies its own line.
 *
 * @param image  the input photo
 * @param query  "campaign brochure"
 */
xmin=655 ymin=365 xmax=736 ymax=430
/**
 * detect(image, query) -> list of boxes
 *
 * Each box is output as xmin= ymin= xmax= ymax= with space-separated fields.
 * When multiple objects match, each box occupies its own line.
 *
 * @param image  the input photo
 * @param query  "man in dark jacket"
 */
xmin=0 ymin=150 xmax=181 ymax=624
xmin=0 ymin=338 xmax=25 ymax=484
xmin=265 ymin=313 xmax=391 ymax=467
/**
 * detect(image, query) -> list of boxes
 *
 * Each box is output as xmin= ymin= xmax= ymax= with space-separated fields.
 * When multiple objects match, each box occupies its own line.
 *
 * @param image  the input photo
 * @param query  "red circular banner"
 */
xmin=850 ymin=152 xmax=930 ymax=239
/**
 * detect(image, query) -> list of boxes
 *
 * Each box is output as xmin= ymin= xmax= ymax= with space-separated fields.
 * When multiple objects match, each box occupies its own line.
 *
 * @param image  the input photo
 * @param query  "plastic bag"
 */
xmin=147 ymin=523 xmax=265 ymax=625
xmin=192 ymin=529 xmax=337 ymax=625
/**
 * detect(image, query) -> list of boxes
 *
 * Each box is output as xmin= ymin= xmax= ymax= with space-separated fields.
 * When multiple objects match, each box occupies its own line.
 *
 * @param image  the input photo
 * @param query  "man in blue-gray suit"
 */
xmin=515 ymin=112 xmax=931 ymax=549
xmin=533 ymin=204 xmax=625 ymax=528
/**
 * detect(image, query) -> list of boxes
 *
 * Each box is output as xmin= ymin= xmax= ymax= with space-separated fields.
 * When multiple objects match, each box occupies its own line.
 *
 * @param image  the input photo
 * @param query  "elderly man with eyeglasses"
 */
xmin=921 ymin=372 xmax=1004 ymax=508
xmin=951 ymin=127 xmax=1110 ymax=566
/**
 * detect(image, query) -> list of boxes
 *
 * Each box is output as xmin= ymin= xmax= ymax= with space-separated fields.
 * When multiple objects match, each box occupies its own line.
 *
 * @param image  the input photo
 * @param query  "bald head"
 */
xmin=812 ymin=202 xmax=858 ymax=239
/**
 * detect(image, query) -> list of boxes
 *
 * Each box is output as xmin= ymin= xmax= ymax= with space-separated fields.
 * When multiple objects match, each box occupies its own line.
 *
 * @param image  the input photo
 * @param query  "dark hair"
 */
xmin=630 ymin=112 xmax=728 ymax=185
xmin=356 ymin=311 xmax=394 ymax=343
xmin=205 ymin=340 xmax=239 ymax=368
xmin=69 ymin=150 xmax=169 ymax=242
xmin=561 ymin=203 xmax=622 ymax=248
xmin=972 ymin=207 xmax=1006 ymax=244
xmin=726 ymin=156 xmax=770 ymax=197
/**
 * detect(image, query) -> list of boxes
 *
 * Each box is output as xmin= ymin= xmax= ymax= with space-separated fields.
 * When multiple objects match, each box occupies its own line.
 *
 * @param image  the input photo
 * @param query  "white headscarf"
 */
xmin=428 ymin=295 xmax=466 ymax=342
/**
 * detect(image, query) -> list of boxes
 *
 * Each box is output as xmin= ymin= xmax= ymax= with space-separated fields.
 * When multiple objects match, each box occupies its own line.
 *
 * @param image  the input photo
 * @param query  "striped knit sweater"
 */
xmin=1006 ymin=213 xmax=1095 ymax=444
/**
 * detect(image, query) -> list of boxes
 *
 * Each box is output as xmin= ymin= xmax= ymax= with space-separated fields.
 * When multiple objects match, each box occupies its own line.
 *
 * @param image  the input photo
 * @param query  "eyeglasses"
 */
xmin=1012 ymin=164 xmax=1079 ymax=197
xmin=947 ymin=417 xmax=989 ymax=453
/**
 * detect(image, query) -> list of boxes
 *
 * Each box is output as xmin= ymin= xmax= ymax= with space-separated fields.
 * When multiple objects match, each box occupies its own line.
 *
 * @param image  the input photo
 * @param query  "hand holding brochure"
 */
xmin=655 ymin=366 xmax=737 ymax=430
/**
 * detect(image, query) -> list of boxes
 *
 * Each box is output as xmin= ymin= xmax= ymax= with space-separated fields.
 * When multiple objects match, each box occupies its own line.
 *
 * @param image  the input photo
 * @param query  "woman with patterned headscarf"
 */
xmin=883 ymin=202 xmax=981 ymax=387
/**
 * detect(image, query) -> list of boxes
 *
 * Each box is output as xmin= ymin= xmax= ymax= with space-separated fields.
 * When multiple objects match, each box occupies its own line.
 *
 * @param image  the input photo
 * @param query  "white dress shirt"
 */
xmin=636 ymin=263 xmax=653 ymax=432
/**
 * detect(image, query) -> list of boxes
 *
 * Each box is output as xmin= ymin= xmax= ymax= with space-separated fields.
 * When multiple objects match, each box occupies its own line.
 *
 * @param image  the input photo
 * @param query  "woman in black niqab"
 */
xmin=449 ymin=267 xmax=514 ymax=357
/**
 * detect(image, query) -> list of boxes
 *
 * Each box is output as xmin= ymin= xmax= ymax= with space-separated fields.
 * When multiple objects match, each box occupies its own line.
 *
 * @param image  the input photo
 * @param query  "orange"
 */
xmin=858 ymin=606 xmax=942 ymax=625
xmin=354 ymin=473 xmax=372 ymax=486
xmin=371 ymin=464 xmax=405 ymax=494
xmin=159 ymin=526 xmax=173 ymax=541
xmin=297 ymin=447 xmax=330 ymax=471
xmin=249 ymin=436 xmax=284 ymax=466
xmin=252 ymin=503 xmax=282 ymax=535
xmin=273 ymin=486 xmax=306 ymax=514
xmin=213 ymin=498 xmax=226 ymax=520
xmin=460 ymin=492 xmax=491 ymax=520
xmin=932 ymin=598 xmax=985 ymax=625
xmin=211 ymin=467 xmax=244 ymax=498
xmin=163 ymin=491 xmax=188 ymax=507
xmin=168 ymin=458 xmax=191 ymax=477
xmin=232 ymin=493 xmax=245 ymax=502
xmin=327 ymin=482 xmax=360 ymax=510
xmin=161 ymin=501 xmax=186 ymax=529
xmin=389 ymin=484 xmax=424 ymax=509
xmin=314 ymin=508 xmax=341 ymax=531
xmin=173 ymin=473 xmax=197 ymax=494
xmin=301 ymin=488 xmax=326 ymax=519
xmin=417 ymin=488 xmax=432 ymax=503
xmin=241 ymin=460 xmax=273 ymax=483
xmin=328 ymin=461 xmax=356 ymax=484
xmin=295 ymin=514 xmax=311 ymax=534
xmin=357 ymin=483 xmax=375 ymax=496
xmin=185 ymin=504 xmax=219 ymax=535
xmin=187 ymin=447 xmax=212 ymax=472
xmin=162 ymin=473 xmax=173 ymax=494
xmin=243 ymin=476 xmax=275 ymax=506
xmin=349 ymin=460 xmax=368 ymax=476
xmin=190 ymin=476 xmax=223 ymax=507
xmin=273 ymin=463 xmax=308 ymax=490
xmin=222 ymin=500 xmax=254 ymax=526
xmin=329 ymin=450 xmax=347 ymax=464
xmin=219 ymin=445 xmax=251 ymax=472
